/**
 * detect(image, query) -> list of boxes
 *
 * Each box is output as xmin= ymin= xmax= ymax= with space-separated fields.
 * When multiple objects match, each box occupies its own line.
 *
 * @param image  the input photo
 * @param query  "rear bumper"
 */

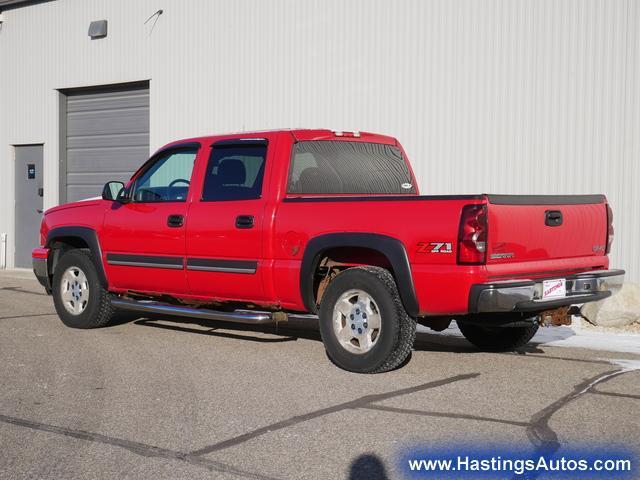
xmin=32 ymin=247 xmax=51 ymax=293
xmin=469 ymin=269 xmax=625 ymax=313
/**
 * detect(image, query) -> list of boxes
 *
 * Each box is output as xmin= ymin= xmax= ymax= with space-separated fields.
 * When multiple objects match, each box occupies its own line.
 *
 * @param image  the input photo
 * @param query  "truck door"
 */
xmin=101 ymin=145 xmax=201 ymax=294
xmin=185 ymin=138 xmax=270 ymax=302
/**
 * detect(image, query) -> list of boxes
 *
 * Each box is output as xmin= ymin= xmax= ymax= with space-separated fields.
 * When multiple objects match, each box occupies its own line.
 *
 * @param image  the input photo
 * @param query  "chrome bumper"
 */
xmin=469 ymin=269 xmax=625 ymax=313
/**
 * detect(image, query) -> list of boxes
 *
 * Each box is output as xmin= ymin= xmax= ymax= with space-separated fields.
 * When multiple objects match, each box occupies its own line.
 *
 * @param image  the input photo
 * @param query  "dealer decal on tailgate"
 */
xmin=542 ymin=279 xmax=567 ymax=299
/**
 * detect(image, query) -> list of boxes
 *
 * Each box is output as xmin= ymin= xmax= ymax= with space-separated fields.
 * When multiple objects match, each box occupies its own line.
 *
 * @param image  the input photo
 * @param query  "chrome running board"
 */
xmin=111 ymin=298 xmax=274 ymax=324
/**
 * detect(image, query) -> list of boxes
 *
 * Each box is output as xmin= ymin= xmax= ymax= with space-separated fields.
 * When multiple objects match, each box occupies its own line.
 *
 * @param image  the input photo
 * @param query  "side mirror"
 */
xmin=102 ymin=181 xmax=125 ymax=201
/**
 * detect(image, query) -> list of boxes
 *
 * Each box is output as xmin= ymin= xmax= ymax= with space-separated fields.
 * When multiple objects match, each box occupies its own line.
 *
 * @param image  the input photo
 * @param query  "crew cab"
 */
xmin=32 ymin=129 xmax=624 ymax=373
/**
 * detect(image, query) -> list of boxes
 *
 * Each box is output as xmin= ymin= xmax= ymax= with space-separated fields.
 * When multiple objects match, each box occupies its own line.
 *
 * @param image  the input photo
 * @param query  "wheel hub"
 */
xmin=348 ymin=302 xmax=369 ymax=334
xmin=70 ymin=281 xmax=82 ymax=300
xmin=332 ymin=289 xmax=382 ymax=355
xmin=60 ymin=266 xmax=89 ymax=315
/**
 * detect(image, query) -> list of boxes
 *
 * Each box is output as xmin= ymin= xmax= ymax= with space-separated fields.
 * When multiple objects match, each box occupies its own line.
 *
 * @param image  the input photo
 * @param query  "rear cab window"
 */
xmin=287 ymin=141 xmax=416 ymax=195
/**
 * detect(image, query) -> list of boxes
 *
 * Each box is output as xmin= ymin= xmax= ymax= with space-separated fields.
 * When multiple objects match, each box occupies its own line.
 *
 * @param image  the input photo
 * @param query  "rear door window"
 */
xmin=287 ymin=141 xmax=415 ymax=195
xmin=201 ymin=142 xmax=267 ymax=201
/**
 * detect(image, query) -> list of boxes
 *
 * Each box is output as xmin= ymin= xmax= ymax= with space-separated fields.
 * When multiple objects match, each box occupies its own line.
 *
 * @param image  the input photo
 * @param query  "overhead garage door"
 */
xmin=64 ymin=83 xmax=149 ymax=202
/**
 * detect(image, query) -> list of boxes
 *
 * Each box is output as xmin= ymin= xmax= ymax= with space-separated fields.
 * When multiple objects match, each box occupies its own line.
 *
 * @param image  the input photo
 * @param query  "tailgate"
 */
xmin=486 ymin=195 xmax=608 ymax=264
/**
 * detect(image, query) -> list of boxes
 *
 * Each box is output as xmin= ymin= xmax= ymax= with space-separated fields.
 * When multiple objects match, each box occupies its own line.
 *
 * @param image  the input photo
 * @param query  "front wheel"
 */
xmin=52 ymin=249 xmax=116 ymax=329
xmin=319 ymin=267 xmax=416 ymax=373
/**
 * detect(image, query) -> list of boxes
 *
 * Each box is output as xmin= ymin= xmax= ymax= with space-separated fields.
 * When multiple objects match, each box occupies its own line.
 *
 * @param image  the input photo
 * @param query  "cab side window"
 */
xmin=133 ymin=148 xmax=198 ymax=202
xmin=201 ymin=142 xmax=267 ymax=201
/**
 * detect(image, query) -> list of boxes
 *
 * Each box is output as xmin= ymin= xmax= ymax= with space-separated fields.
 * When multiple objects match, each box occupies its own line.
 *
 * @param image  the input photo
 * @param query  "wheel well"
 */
xmin=312 ymin=247 xmax=395 ymax=306
xmin=45 ymin=227 xmax=109 ymax=288
xmin=300 ymin=233 xmax=419 ymax=317
xmin=48 ymin=237 xmax=90 ymax=276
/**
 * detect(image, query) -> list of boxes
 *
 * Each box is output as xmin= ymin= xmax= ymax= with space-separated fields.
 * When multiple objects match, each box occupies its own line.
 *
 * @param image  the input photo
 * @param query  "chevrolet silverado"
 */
xmin=32 ymin=129 xmax=624 ymax=373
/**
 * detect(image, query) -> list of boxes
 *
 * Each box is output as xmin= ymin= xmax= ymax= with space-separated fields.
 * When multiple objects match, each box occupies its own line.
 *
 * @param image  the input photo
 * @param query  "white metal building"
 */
xmin=0 ymin=0 xmax=638 ymax=286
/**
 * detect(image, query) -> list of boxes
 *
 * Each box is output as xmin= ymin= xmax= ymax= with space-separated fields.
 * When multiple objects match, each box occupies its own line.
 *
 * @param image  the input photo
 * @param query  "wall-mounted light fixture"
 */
xmin=88 ymin=20 xmax=107 ymax=39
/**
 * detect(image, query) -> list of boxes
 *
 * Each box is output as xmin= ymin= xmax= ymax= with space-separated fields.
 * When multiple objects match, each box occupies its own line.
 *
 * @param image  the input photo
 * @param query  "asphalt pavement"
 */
xmin=0 ymin=270 xmax=638 ymax=479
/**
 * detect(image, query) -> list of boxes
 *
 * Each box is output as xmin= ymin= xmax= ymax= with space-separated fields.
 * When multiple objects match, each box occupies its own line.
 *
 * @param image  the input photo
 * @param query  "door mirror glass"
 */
xmin=102 ymin=181 xmax=125 ymax=201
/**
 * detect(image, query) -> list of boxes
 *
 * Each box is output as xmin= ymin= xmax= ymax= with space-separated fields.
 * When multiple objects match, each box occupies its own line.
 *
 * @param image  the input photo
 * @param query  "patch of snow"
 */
xmin=536 ymin=319 xmax=640 ymax=355
xmin=570 ymin=359 xmax=640 ymax=396
xmin=571 ymin=359 xmax=640 ymax=396
xmin=417 ymin=319 xmax=640 ymax=356
xmin=417 ymin=323 xmax=463 ymax=336
xmin=606 ymin=358 xmax=640 ymax=371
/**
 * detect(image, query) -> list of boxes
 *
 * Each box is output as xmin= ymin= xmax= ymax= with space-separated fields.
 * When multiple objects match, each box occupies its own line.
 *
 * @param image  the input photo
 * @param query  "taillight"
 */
xmin=457 ymin=204 xmax=488 ymax=264
xmin=605 ymin=203 xmax=614 ymax=254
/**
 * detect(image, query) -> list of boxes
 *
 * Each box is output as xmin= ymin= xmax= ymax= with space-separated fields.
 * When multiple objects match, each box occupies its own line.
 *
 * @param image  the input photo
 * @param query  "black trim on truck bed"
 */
xmin=283 ymin=195 xmax=485 ymax=203
xmin=300 ymin=233 xmax=419 ymax=317
xmin=487 ymin=194 xmax=605 ymax=205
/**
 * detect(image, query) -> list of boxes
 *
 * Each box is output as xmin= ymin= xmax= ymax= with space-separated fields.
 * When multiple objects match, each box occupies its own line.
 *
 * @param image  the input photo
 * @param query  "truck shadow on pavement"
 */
xmin=131 ymin=314 xmax=553 ymax=355
xmin=133 ymin=317 xmax=304 ymax=343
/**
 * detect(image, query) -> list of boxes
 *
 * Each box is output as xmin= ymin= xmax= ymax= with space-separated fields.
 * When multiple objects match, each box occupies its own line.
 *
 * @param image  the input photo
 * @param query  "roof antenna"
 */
xmin=144 ymin=9 xmax=163 ymax=35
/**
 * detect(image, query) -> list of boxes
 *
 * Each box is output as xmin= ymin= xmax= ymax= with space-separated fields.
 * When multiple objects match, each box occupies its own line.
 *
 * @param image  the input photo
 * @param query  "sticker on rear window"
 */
xmin=401 ymin=183 xmax=413 ymax=190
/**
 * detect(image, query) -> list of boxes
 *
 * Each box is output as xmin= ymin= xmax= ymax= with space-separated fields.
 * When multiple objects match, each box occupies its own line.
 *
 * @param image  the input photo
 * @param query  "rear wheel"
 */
xmin=319 ymin=267 xmax=416 ymax=373
xmin=52 ymin=249 xmax=116 ymax=329
xmin=457 ymin=318 xmax=539 ymax=351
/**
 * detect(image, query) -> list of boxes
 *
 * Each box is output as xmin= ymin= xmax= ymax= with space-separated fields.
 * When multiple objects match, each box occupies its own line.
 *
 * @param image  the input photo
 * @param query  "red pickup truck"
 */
xmin=32 ymin=129 xmax=624 ymax=373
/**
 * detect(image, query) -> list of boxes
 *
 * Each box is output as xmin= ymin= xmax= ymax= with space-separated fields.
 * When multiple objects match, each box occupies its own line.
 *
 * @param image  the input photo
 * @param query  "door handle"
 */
xmin=167 ymin=214 xmax=184 ymax=228
xmin=235 ymin=215 xmax=254 ymax=229
xmin=545 ymin=210 xmax=563 ymax=226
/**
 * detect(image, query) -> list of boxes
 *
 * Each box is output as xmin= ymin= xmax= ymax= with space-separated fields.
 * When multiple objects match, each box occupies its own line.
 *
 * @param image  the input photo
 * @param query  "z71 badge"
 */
xmin=417 ymin=242 xmax=453 ymax=254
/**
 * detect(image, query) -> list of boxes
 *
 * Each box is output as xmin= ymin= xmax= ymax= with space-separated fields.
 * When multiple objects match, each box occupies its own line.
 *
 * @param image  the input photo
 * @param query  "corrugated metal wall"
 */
xmin=0 ymin=0 xmax=638 ymax=282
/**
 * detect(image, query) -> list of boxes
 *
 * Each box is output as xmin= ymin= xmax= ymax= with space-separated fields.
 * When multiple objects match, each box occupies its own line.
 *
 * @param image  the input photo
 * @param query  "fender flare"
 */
xmin=300 ymin=233 xmax=419 ymax=317
xmin=46 ymin=226 xmax=108 ymax=288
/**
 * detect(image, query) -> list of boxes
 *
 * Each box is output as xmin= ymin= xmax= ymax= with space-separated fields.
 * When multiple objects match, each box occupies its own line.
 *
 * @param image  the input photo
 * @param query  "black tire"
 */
xmin=52 ymin=249 xmax=116 ymax=329
xmin=457 ymin=319 xmax=539 ymax=351
xmin=319 ymin=266 xmax=416 ymax=373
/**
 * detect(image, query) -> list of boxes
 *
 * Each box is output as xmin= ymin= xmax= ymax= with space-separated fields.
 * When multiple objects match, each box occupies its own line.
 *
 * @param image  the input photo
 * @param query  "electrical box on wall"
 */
xmin=88 ymin=20 xmax=107 ymax=39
